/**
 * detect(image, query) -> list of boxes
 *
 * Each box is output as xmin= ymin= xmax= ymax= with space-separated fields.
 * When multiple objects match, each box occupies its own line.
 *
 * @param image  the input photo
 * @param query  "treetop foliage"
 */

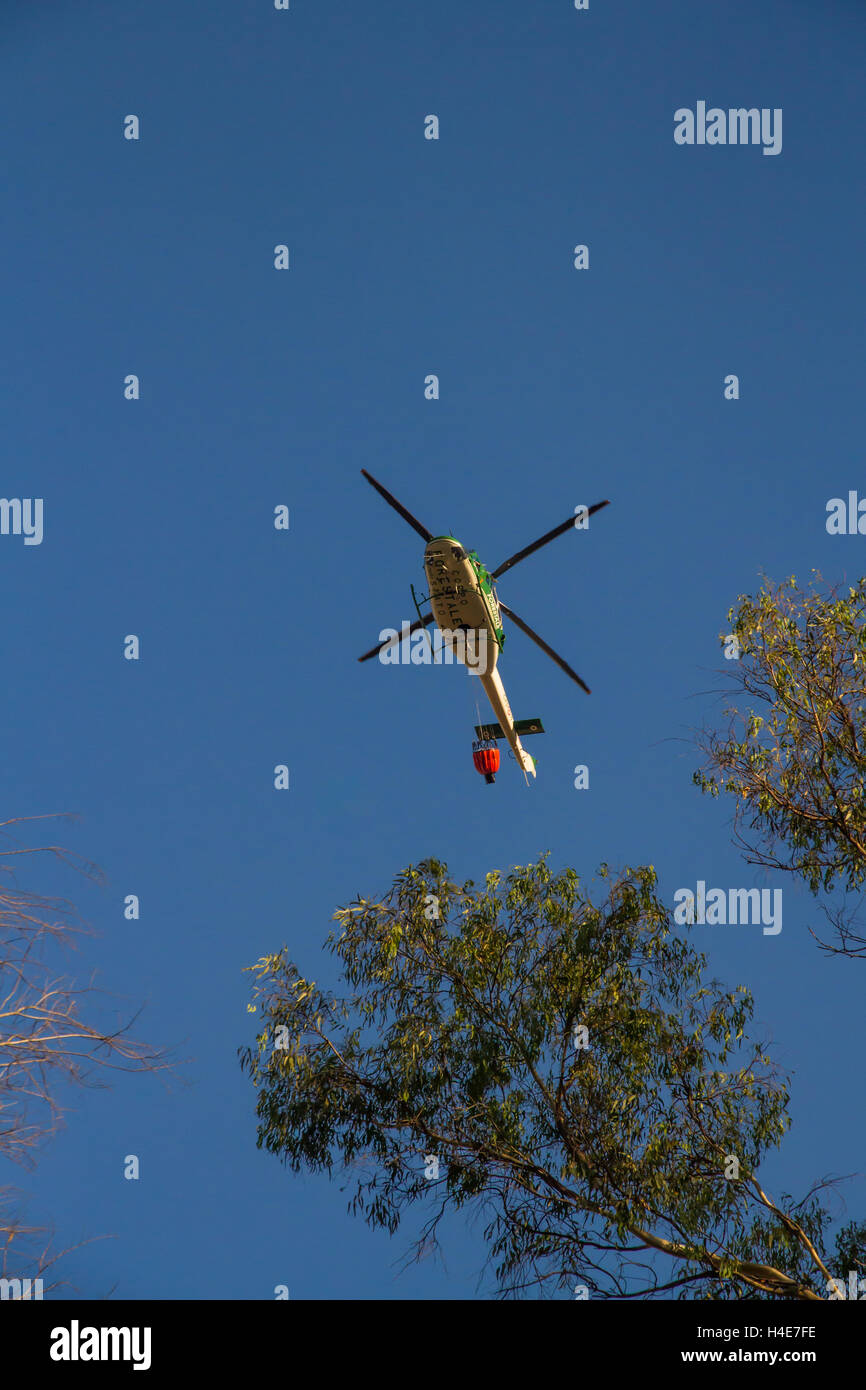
xmin=695 ymin=573 xmax=866 ymax=956
xmin=241 ymin=855 xmax=857 ymax=1298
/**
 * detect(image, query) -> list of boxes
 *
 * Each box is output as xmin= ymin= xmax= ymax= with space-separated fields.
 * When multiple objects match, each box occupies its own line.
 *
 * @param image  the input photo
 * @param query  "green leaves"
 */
xmin=237 ymin=855 xmax=844 ymax=1299
xmin=697 ymin=574 xmax=866 ymax=957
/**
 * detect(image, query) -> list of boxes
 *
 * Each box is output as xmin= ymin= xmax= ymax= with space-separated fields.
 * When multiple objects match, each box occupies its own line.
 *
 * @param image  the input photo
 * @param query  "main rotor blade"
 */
xmin=492 ymin=499 xmax=610 ymax=579
xmin=498 ymin=601 xmax=591 ymax=694
xmin=358 ymin=612 xmax=435 ymax=662
xmin=361 ymin=469 xmax=433 ymax=543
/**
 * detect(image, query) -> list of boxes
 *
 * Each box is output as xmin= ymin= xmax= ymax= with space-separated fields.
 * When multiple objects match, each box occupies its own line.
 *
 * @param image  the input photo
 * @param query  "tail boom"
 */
xmin=476 ymin=667 xmax=536 ymax=780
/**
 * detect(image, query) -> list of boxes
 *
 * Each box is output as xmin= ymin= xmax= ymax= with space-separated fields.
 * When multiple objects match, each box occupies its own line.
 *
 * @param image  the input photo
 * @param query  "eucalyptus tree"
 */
xmin=241 ymin=855 xmax=861 ymax=1299
xmin=695 ymin=574 xmax=866 ymax=958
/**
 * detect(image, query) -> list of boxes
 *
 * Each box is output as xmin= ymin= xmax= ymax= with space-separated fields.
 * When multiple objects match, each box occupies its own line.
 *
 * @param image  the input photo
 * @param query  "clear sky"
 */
xmin=2 ymin=0 xmax=864 ymax=1299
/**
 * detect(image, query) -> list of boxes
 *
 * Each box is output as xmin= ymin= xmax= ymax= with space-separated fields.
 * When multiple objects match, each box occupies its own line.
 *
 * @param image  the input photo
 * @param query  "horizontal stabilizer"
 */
xmin=474 ymin=718 xmax=545 ymax=741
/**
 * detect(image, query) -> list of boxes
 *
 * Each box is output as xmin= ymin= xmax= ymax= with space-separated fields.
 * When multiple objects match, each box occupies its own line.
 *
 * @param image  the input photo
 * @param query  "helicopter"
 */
xmin=357 ymin=469 xmax=610 ymax=783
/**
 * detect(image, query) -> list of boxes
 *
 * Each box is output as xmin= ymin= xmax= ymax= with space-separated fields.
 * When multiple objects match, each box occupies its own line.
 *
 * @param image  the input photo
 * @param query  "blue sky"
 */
xmin=2 ymin=0 xmax=864 ymax=1298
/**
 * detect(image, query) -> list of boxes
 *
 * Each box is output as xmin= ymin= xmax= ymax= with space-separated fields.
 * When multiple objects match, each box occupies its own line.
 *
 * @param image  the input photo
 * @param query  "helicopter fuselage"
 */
xmin=423 ymin=536 xmax=536 ymax=780
xmin=423 ymin=537 xmax=504 ymax=672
